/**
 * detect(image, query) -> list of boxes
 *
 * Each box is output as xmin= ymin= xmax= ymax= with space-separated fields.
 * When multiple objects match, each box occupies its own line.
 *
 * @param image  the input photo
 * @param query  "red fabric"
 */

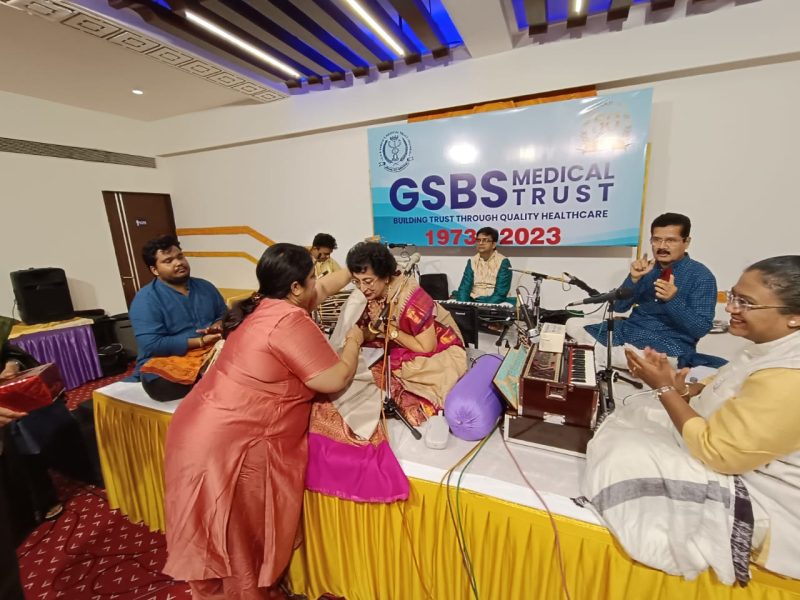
xmin=0 ymin=363 xmax=63 ymax=412
xmin=164 ymin=300 xmax=339 ymax=588
xmin=389 ymin=287 xmax=464 ymax=367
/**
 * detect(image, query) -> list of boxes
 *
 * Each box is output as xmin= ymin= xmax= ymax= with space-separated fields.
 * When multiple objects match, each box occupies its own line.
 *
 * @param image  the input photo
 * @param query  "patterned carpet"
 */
xmin=63 ymin=363 xmax=134 ymax=410
xmin=18 ymin=478 xmax=190 ymax=600
xmin=20 ymin=369 xmax=345 ymax=600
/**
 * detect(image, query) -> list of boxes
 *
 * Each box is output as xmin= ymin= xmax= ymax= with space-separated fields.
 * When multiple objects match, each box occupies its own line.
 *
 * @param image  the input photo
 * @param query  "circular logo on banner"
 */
xmin=579 ymin=101 xmax=633 ymax=153
xmin=378 ymin=131 xmax=413 ymax=172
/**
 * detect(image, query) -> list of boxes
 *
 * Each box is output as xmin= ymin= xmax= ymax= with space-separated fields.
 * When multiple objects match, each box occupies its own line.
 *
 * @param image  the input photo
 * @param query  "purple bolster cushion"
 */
xmin=445 ymin=354 xmax=505 ymax=441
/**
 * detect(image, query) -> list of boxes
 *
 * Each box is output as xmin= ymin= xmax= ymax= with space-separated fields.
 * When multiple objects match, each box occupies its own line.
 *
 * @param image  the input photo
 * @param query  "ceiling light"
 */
xmin=343 ymin=0 xmax=406 ymax=58
xmin=131 ymin=89 xmax=144 ymax=95
xmin=184 ymin=11 xmax=302 ymax=79
xmin=574 ymin=0 xmax=584 ymax=12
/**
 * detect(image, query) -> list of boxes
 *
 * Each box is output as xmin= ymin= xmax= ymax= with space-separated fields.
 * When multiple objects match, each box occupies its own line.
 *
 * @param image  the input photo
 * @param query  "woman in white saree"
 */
xmin=582 ymin=255 xmax=800 ymax=585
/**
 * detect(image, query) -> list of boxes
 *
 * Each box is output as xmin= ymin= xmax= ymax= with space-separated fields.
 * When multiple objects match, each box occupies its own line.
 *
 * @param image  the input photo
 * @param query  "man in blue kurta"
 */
xmin=128 ymin=235 xmax=227 ymax=401
xmin=566 ymin=213 xmax=717 ymax=368
xmin=454 ymin=227 xmax=512 ymax=304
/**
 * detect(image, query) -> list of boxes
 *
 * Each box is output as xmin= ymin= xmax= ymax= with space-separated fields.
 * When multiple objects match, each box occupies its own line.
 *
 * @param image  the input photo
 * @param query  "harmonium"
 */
xmin=493 ymin=340 xmax=600 ymax=457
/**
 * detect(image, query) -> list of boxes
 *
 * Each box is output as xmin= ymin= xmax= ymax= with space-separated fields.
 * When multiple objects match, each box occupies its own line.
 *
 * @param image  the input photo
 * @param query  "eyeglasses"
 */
xmin=650 ymin=237 xmax=686 ymax=247
xmin=476 ymin=238 xmax=494 ymax=245
xmin=725 ymin=291 xmax=789 ymax=312
xmin=351 ymin=278 xmax=378 ymax=289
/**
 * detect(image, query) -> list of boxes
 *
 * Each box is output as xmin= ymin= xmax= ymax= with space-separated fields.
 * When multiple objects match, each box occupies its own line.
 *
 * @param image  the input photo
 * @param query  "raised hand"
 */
xmin=630 ymin=253 xmax=656 ymax=283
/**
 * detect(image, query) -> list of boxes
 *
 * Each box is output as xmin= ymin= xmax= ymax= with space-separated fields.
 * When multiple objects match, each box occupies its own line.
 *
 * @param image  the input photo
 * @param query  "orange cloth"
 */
xmin=163 ymin=299 xmax=339 ymax=590
xmin=140 ymin=346 xmax=215 ymax=385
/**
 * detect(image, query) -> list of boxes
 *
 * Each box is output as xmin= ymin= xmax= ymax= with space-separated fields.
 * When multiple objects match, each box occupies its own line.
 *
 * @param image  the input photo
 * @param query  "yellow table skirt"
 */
xmin=94 ymin=391 xmax=173 ymax=533
xmin=93 ymin=391 xmax=800 ymax=600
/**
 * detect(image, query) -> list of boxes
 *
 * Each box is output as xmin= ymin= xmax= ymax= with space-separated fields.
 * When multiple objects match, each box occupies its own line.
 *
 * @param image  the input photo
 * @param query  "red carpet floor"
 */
xmin=18 ymin=478 xmax=190 ymax=599
xmin=64 ymin=363 xmax=135 ymax=410
xmin=22 ymin=370 xmax=345 ymax=599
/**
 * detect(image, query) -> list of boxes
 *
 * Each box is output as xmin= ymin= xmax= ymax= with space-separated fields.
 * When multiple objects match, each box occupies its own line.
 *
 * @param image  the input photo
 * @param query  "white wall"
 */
xmin=0 ymin=91 xmax=157 ymax=156
xmin=0 ymin=92 xmax=170 ymax=316
xmin=161 ymin=57 xmax=800 ymax=313
xmin=4 ymin=0 xmax=799 ymax=320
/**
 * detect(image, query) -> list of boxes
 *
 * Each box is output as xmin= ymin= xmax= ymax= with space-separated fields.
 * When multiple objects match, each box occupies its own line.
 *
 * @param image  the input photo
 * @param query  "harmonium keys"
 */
xmin=518 ymin=343 xmax=599 ymax=429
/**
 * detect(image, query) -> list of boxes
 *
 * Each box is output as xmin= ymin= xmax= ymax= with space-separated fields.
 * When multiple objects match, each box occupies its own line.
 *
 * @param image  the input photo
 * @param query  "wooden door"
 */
xmin=102 ymin=192 xmax=177 ymax=307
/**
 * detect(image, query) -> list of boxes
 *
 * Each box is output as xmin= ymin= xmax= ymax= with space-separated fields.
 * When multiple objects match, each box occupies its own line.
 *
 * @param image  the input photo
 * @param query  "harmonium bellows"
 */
xmin=496 ymin=341 xmax=600 ymax=457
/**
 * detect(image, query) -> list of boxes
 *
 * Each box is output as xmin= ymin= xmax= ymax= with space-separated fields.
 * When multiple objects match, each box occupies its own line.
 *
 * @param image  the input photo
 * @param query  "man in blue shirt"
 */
xmin=566 ymin=213 xmax=717 ymax=369
xmin=128 ymin=235 xmax=227 ymax=401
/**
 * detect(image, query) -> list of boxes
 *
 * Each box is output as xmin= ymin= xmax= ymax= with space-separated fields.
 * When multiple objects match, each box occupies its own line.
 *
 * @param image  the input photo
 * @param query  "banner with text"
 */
xmin=368 ymin=89 xmax=652 ymax=247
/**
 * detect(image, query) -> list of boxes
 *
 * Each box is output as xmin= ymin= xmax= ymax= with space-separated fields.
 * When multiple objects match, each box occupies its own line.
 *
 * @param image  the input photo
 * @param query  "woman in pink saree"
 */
xmin=307 ymin=242 xmax=467 ymax=502
xmin=163 ymin=244 xmax=363 ymax=600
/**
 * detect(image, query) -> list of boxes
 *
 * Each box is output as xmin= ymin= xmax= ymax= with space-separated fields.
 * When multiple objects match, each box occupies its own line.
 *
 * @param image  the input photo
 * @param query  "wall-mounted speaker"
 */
xmin=10 ymin=268 xmax=75 ymax=324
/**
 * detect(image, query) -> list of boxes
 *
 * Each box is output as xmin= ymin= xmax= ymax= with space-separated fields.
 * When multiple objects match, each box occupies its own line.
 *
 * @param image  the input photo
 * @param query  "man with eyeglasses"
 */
xmin=453 ymin=227 xmax=512 ymax=304
xmin=566 ymin=212 xmax=717 ymax=369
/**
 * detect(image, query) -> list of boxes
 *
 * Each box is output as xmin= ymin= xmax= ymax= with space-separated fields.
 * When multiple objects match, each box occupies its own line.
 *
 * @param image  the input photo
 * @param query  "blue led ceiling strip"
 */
xmin=265 ymin=0 xmax=371 ymax=71
xmin=358 ymin=0 xmax=422 ymax=60
xmin=389 ymin=0 xmax=449 ymax=58
xmin=214 ymin=0 xmax=347 ymax=78
xmin=425 ymin=0 xmax=463 ymax=46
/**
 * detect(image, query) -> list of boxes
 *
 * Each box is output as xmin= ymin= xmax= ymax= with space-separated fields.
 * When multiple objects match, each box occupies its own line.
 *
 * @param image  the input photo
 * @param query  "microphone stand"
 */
xmin=382 ymin=352 xmax=422 ymax=440
xmin=597 ymin=302 xmax=642 ymax=419
xmin=377 ymin=263 xmax=422 ymax=440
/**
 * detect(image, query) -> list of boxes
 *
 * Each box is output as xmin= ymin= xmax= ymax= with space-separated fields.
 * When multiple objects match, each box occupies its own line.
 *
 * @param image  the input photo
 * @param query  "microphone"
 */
xmin=567 ymin=287 xmax=634 ymax=307
xmin=388 ymin=243 xmax=410 ymax=248
xmin=563 ymin=272 xmax=600 ymax=297
xmin=368 ymin=304 xmax=391 ymax=335
xmin=507 ymin=268 xmax=569 ymax=284
xmin=402 ymin=253 xmax=421 ymax=274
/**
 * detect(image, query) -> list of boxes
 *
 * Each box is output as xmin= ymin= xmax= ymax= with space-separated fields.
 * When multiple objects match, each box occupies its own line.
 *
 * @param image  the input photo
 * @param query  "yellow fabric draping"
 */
xmin=288 ymin=481 xmax=800 ymax=600
xmin=9 ymin=316 xmax=93 ymax=338
xmin=93 ymin=390 xmax=800 ymax=599
xmin=217 ymin=287 xmax=256 ymax=309
xmin=94 ymin=391 xmax=172 ymax=532
xmin=407 ymin=87 xmax=597 ymax=123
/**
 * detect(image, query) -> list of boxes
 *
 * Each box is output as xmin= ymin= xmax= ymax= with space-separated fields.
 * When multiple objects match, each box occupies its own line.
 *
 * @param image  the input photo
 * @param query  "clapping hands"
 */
xmin=625 ymin=346 xmax=689 ymax=393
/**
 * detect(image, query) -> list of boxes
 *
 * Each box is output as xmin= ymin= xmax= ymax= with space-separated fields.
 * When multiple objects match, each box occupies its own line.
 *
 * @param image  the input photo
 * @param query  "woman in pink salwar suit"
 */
xmin=163 ymin=244 xmax=362 ymax=600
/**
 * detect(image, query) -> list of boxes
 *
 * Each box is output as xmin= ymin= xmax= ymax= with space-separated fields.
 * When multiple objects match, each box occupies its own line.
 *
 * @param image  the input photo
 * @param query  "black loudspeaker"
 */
xmin=10 ymin=268 xmax=75 ymax=324
xmin=419 ymin=273 xmax=449 ymax=301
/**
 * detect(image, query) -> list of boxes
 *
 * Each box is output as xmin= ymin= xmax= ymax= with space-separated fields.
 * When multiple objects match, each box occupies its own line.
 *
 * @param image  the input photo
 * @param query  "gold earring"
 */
xmin=790 ymin=320 xmax=798 ymax=327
